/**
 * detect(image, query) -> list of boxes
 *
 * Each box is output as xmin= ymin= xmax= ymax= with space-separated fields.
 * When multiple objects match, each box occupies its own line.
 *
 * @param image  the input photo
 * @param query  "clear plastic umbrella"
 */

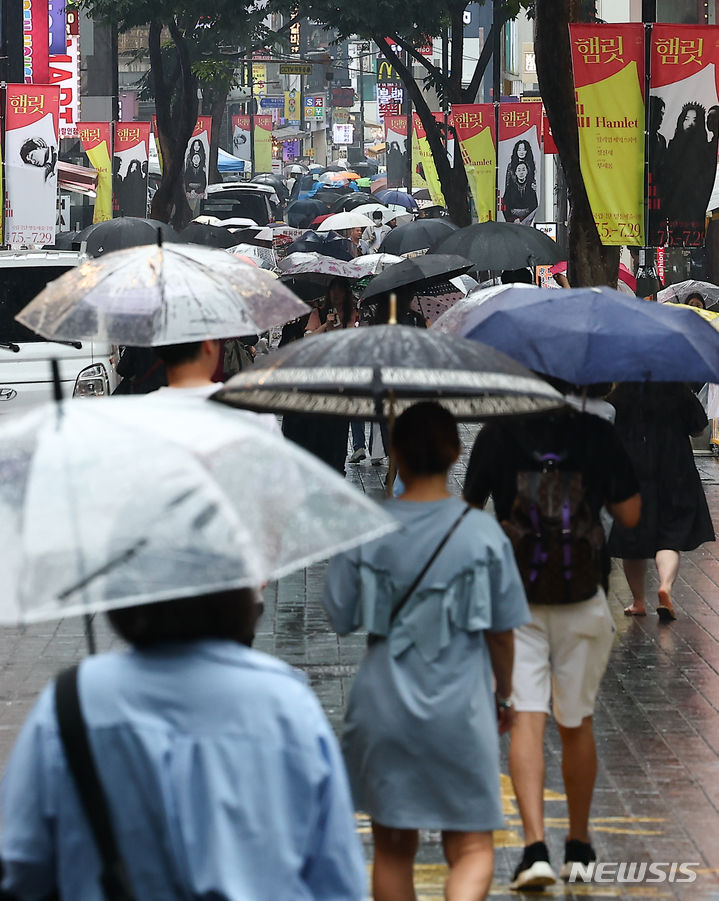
xmin=318 ymin=211 xmax=374 ymax=232
xmin=16 ymin=243 xmax=308 ymax=346
xmin=657 ymin=279 xmax=719 ymax=310
xmin=278 ymin=252 xmax=360 ymax=282
xmin=0 ymin=397 xmax=397 ymax=625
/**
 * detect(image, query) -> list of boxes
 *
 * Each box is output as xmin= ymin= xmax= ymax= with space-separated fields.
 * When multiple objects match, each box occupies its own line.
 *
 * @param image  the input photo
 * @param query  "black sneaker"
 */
xmin=560 ymin=839 xmax=597 ymax=882
xmin=509 ymin=841 xmax=557 ymax=891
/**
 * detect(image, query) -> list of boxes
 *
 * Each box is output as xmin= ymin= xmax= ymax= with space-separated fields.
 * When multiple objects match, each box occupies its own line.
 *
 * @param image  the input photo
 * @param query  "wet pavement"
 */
xmin=1 ymin=426 xmax=719 ymax=898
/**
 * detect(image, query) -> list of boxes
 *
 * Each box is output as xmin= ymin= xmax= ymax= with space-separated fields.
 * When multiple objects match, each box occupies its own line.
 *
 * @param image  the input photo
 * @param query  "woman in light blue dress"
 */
xmin=323 ymin=402 xmax=530 ymax=901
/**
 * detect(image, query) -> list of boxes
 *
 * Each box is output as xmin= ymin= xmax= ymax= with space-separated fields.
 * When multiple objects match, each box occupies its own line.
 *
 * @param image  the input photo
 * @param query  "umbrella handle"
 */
xmin=389 ymin=292 xmax=398 ymax=325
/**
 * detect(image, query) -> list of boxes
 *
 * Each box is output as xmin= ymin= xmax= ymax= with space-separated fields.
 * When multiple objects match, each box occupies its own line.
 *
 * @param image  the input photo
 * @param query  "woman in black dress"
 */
xmin=608 ymin=383 xmax=714 ymax=621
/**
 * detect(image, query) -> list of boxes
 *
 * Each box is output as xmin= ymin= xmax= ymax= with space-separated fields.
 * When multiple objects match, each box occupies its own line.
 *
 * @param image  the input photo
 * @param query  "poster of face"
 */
xmin=384 ymin=116 xmax=408 ymax=187
xmin=184 ymin=118 xmax=211 ymax=216
xmin=497 ymin=104 xmax=542 ymax=225
xmin=113 ymin=122 xmax=150 ymax=217
xmin=232 ymin=115 xmax=251 ymax=164
xmin=4 ymin=85 xmax=60 ymax=247
xmin=649 ymin=25 xmax=719 ymax=247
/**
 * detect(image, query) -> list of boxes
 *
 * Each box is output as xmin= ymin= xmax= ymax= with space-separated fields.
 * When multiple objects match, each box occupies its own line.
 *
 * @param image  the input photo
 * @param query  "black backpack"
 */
xmin=501 ymin=450 xmax=605 ymax=605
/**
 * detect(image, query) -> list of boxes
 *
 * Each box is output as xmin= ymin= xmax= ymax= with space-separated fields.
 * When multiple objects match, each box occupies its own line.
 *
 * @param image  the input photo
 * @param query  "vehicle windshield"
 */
xmin=200 ymin=193 xmax=270 ymax=225
xmin=0 ymin=266 xmax=74 ymax=343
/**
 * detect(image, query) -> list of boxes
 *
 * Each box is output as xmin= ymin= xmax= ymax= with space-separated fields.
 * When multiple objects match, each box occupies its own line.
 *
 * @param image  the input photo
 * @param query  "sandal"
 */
xmin=624 ymin=606 xmax=647 ymax=616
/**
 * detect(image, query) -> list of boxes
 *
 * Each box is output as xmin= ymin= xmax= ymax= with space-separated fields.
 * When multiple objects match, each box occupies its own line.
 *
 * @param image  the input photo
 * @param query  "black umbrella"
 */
xmin=360 ymin=254 xmax=473 ymax=302
xmin=353 ymin=161 xmax=379 ymax=177
xmin=378 ymin=219 xmax=459 ymax=256
xmin=312 ymin=186 xmax=353 ymax=206
xmin=180 ymin=222 xmax=239 ymax=249
xmin=74 ymin=218 xmax=182 ymax=257
xmin=329 ymin=193 xmax=384 ymax=214
xmin=433 ymin=222 xmax=564 ymax=270
xmin=251 ymin=173 xmax=288 ymax=201
xmin=321 ymin=165 xmax=347 ymax=173
xmin=49 ymin=231 xmax=82 ymax=250
xmin=413 ymin=188 xmax=432 ymax=201
xmin=286 ymin=230 xmax=355 ymax=261
xmin=279 ymin=276 xmax=327 ymax=303
xmin=287 ymin=199 xmax=328 ymax=229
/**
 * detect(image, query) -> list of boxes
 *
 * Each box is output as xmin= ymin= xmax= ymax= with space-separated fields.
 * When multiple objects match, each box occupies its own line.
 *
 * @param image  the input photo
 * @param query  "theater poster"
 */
xmin=113 ymin=122 xmax=150 ymax=217
xmin=412 ymin=114 xmax=445 ymax=207
xmin=254 ymin=116 xmax=273 ymax=173
xmin=384 ymin=115 xmax=408 ymax=187
xmin=497 ymin=103 xmax=542 ymax=225
xmin=570 ymin=23 xmax=645 ymax=245
xmin=4 ymin=85 xmax=60 ymax=247
xmin=79 ymin=122 xmax=113 ymax=222
xmin=232 ymin=115 xmax=252 ymax=166
xmin=184 ymin=117 xmax=211 ymax=215
xmin=452 ymin=104 xmax=496 ymax=222
xmin=649 ymin=25 xmax=719 ymax=246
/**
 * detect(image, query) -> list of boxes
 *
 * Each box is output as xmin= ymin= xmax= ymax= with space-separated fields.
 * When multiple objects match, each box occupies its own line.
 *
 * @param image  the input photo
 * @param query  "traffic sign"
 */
xmin=260 ymin=97 xmax=284 ymax=108
xmin=279 ymin=63 xmax=313 ymax=75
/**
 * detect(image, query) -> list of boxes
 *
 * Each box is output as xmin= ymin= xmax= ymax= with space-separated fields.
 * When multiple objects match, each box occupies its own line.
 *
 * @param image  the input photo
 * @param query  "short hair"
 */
xmin=391 ymin=402 xmax=460 ymax=475
xmin=154 ymin=341 xmax=203 ymax=366
xmin=501 ymin=267 xmax=534 ymax=285
xmin=20 ymin=136 xmax=46 ymax=164
xmin=685 ymin=292 xmax=706 ymax=309
xmin=107 ymin=587 xmax=260 ymax=648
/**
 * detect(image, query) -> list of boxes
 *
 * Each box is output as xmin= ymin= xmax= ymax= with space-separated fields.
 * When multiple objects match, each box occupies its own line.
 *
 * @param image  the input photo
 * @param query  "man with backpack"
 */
xmin=464 ymin=408 xmax=640 ymax=890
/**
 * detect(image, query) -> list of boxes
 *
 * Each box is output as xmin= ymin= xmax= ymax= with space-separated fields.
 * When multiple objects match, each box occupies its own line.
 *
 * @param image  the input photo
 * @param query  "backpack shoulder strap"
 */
xmin=54 ymin=666 xmax=136 ymax=901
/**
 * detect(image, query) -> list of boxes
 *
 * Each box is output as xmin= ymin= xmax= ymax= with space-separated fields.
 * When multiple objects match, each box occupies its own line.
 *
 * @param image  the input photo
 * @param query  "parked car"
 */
xmin=0 ymin=250 xmax=119 ymax=417
xmin=199 ymin=183 xmax=278 ymax=225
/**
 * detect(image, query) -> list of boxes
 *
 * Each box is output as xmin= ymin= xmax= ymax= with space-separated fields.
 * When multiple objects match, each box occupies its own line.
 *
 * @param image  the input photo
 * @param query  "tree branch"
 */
xmin=387 ymin=33 xmax=446 ymax=85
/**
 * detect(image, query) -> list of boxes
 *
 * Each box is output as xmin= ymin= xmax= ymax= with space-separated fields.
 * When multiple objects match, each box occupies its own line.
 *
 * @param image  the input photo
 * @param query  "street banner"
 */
xmin=542 ymin=110 xmax=558 ymax=154
xmin=48 ymin=0 xmax=67 ymax=54
xmin=570 ymin=23 xmax=645 ymax=245
xmin=184 ymin=117 xmax=211 ymax=215
xmin=649 ymin=25 xmax=719 ymax=246
xmin=79 ymin=122 xmax=113 ymax=222
xmin=23 ymin=0 xmax=50 ymax=83
xmin=232 ymin=115 xmax=252 ymax=165
xmin=113 ymin=121 xmax=150 ymax=217
xmin=4 ymin=85 xmax=60 ymax=247
xmin=384 ymin=115 xmax=408 ymax=187
xmin=50 ymin=33 xmax=80 ymax=138
xmin=254 ymin=115 xmax=273 ymax=173
xmin=284 ymin=90 xmax=300 ymax=124
xmin=497 ymin=102 xmax=542 ymax=225
xmin=412 ymin=114 xmax=445 ymax=207
xmin=452 ymin=104 xmax=496 ymax=222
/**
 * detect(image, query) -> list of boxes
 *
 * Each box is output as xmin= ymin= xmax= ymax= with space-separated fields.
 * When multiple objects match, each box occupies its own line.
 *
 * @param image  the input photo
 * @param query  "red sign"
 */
xmin=23 ymin=0 xmax=50 ymax=83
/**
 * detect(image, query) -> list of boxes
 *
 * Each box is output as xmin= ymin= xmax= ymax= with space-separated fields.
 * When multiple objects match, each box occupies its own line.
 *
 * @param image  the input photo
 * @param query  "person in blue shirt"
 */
xmin=322 ymin=403 xmax=530 ymax=901
xmin=1 ymin=587 xmax=366 ymax=901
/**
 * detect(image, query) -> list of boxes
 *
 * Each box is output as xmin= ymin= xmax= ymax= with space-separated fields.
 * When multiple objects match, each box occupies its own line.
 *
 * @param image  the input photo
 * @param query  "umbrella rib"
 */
xmin=57 ymin=538 xmax=150 ymax=601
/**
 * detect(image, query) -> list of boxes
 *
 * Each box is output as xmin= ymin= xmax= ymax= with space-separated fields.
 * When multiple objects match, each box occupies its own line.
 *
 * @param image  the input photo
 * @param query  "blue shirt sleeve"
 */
xmin=486 ymin=522 xmax=531 ymax=633
xmin=322 ymin=548 xmax=361 ymax=635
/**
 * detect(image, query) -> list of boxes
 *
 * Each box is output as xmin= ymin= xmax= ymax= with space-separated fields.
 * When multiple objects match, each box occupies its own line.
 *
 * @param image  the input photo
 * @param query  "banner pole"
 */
xmin=405 ymin=49 xmax=412 ymax=190
xmin=248 ymin=56 xmax=256 ymax=177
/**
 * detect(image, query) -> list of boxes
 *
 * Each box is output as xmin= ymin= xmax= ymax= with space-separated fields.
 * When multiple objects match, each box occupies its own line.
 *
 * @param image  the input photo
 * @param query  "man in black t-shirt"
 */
xmin=464 ymin=410 xmax=640 ymax=890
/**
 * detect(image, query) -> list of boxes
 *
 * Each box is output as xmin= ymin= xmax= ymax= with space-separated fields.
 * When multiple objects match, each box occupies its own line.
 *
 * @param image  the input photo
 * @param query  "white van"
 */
xmin=0 ymin=250 xmax=119 ymax=417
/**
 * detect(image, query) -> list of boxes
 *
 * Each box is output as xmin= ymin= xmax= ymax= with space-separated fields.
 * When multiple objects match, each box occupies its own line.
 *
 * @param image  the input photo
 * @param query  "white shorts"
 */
xmin=512 ymin=589 xmax=616 ymax=728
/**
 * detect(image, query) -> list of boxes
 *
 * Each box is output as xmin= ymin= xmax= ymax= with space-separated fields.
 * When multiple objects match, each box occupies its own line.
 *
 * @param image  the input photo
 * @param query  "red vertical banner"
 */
xmin=497 ymin=103 xmax=542 ymax=225
xmin=23 ymin=0 xmax=50 ymax=84
xmin=5 ymin=85 xmax=60 ymax=246
xmin=254 ymin=115 xmax=273 ymax=173
xmin=649 ymin=25 xmax=719 ymax=246
xmin=542 ymin=110 xmax=558 ymax=155
xmin=232 ymin=115 xmax=251 ymax=166
xmin=113 ymin=122 xmax=151 ymax=217
xmin=384 ymin=115 xmax=408 ymax=188
xmin=570 ymin=23 xmax=645 ymax=245
xmin=184 ymin=117 xmax=212 ymax=215
xmin=79 ymin=123 xmax=113 ymax=222
xmin=452 ymin=104 xmax=496 ymax=222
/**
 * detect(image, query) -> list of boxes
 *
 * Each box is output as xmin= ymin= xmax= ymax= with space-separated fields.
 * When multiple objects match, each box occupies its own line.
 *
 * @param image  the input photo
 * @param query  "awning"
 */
xmin=273 ymin=127 xmax=309 ymax=141
xmin=58 ymin=160 xmax=98 ymax=197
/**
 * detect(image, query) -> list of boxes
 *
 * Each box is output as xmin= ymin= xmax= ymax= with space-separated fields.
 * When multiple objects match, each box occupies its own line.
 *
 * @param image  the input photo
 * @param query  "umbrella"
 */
xmin=433 ymin=222 xmax=564 ymax=269
xmin=432 ymin=285 xmax=719 ymax=384
xmin=378 ymin=219 xmax=459 ymax=256
xmin=213 ymin=325 xmax=564 ymax=422
xmin=375 ymin=190 xmax=418 ymax=210
xmin=17 ymin=243 xmax=310 ymax=345
xmin=278 ymin=252 xmax=360 ymax=284
xmin=287 ymin=199 xmax=328 ymax=229
xmin=412 ymin=188 xmax=432 ymax=201
xmin=318 ymin=211 xmax=374 ymax=232
xmin=251 ymin=173 xmax=289 ymax=200
xmin=0 ymin=398 xmax=396 ymax=625
xmin=180 ymin=222 xmax=240 ymax=249
xmin=228 ymin=243 xmax=278 ymax=270
xmin=345 ymin=253 xmax=404 ymax=277
xmin=74 ymin=218 xmax=182 ymax=257
xmin=279 ymin=276 xmax=326 ymax=304
xmin=411 ymin=274 xmax=480 ymax=325
xmin=318 ymin=171 xmax=360 ymax=183
xmin=329 ymin=194 xmax=383 ymax=213
xmin=285 ymin=230 xmax=355 ymax=261
xmin=360 ymin=255 xmax=473 ymax=303
xmin=356 ymin=178 xmax=372 ymax=189
xmin=284 ymin=164 xmax=308 ymax=176
xmin=657 ymin=279 xmax=719 ymax=309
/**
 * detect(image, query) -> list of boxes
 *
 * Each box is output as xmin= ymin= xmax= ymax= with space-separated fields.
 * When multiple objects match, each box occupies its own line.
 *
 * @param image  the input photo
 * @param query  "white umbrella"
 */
xmin=318 ymin=211 xmax=374 ymax=232
xmin=345 ymin=253 xmax=404 ymax=277
xmin=16 ymin=242 xmax=308 ymax=346
xmin=278 ymin=252 xmax=360 ymax=282
xmin=0 ymin=398 xmax=397 ymax=625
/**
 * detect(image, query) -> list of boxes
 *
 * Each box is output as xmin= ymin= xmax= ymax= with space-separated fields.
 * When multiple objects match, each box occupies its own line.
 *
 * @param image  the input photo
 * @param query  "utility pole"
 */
xmin=359 ymin=46 xmax=365 ymax=156
xmin=247 ymin=57 xmax=256 ymax=177
xmin=636 ymin=0 xmax=659 ymax=297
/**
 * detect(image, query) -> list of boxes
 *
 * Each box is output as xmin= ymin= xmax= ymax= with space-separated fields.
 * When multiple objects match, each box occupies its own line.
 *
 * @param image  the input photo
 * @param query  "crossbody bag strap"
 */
xmin=389 ymin=505 xmax=471 ymax=627
xmin=54 ymin=666 xmax=136 ymax=901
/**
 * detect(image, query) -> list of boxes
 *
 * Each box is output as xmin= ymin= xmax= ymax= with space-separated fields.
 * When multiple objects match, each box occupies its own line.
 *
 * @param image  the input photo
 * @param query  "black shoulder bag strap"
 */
xmin=54 ymin=666 xmax=136 ymax=901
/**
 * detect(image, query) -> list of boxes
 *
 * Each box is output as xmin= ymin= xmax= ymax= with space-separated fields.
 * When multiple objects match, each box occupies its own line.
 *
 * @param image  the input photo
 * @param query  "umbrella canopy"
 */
xmin=75 ymin=218 xmax=182 ymax=257
xmin=319 ymin=171 xmax=360 ymax=183
xmin=17 ymin=243 xmax=309 ymax=345
xmin=329 ymin=193 xmax=384 ymax=213
xmin=433 ymin=222 xmax=564 ymax=269
xmin=180 ymin=221 xmax=240 ymax=249
xmin=431 ymin=283 xmax=538 ymax=334
xmin=378 ymin=219 xmax=459 ymax=256
xmin=0 ymin=398 xmax=396 ymax=624
xmin=214 ymin=325 xmax=564 ymax=421
xmin=360 ymin=254 xmax=473 ymax=302
xmin=411 ymin=274 xmax=480 ymax=324
xmin=228 ymin=243 xmax=278 ymax=270
xmin=284 ymin=163 xmax=308 ymax=176
xmin=285 ymin=230 xmax=355 ymax=260
xmin=375 ymin=190 xmax=418 ymax=210
xmin=286 ymin=199 xmax=328 ymax=229
xmin=345 ymin=253 xmax=404 ymax=277
xmin=432 ymin=285 xmax=719 ymax=384
xmin=657 ymin=279 xmax=719 ymax=309
xmin=318 ymin=211 xmax=374 ymax=232
xmin=250 ymin=173 xmax=289 ymax=200
xmin=278 ymin=252 xmax=360 ymax=283
xmin=412 ymin=188 xmax=432 ymax=201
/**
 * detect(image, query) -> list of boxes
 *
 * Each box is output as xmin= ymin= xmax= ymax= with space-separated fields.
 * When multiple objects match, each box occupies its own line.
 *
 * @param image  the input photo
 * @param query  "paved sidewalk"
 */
xmin=1 ymin=429 xmax=719 ymax=899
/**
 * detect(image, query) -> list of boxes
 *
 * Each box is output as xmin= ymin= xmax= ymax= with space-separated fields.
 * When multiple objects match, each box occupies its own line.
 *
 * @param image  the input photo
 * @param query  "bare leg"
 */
xmin=371 ymin=822 xmax=419 ymax=901
xmin=622 ymin=559 xmax=648 ymax=615
xmin=508 ymin=711 xmax=547 ymax=845
xmin=656 ymin=549 xmax=680 ymax=616
xmin=442 ymin=831 xmax=494 ymax=901
xmin=557 ymin=716 xmax=596 ymax=844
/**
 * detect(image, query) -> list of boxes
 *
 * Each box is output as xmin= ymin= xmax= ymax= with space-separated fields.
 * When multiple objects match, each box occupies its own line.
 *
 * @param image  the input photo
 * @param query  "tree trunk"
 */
xmin=209 ymin=96 xmax=225 ymax=185
xmin=535 ymin=0 xmax=619 ymax=287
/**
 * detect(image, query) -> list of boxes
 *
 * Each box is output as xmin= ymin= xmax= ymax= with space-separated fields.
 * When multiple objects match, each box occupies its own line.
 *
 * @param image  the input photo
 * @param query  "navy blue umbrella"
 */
xmin=375 ymin=189 xmax=418 ymax=210
xmin=432 ymin=285 xmax=719 ymax=384
xmin=286 ymin=199 xmax=327 ymax=229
